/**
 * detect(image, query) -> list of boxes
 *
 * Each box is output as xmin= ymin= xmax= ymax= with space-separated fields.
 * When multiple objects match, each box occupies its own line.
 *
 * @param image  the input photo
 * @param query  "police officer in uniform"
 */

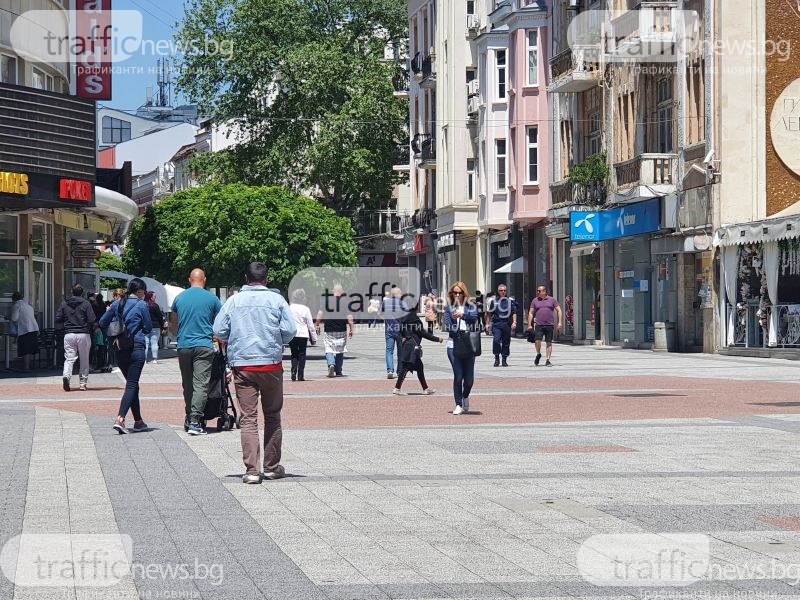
xmin=484 ymin=284 xmax=517 ymax=367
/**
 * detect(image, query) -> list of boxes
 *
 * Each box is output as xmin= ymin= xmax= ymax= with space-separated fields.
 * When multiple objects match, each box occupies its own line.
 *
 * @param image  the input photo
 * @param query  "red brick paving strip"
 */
xmin=10 ymin=375 xmax=800 ymax=429
xmin=759 ymin=517 xmax=800 ymax=532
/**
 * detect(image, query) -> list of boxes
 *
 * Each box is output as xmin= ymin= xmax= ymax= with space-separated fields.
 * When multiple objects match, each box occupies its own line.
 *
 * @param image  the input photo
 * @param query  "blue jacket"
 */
xmin=212 ymin=285 xmax=297 ymax=367
xmin=99 ymin=297 xmax=153 ymax=345
xmin=442 ymin=303 xmax=478 ymax=338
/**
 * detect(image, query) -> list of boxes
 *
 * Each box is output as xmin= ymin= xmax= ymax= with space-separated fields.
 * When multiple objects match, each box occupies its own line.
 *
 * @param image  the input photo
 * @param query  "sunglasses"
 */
xmin=453 ymin=290 xmax=465 ymax=295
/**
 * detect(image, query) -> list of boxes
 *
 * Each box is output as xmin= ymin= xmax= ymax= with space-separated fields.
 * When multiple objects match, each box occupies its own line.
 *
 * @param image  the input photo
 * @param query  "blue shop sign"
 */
xmin=570 ymin=198 xmax=661 ymax=242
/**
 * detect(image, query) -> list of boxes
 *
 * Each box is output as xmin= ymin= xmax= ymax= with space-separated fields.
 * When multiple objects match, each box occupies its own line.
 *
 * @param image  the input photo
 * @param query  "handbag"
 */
xmin=453 ymin=318 xmax=482 ymax=358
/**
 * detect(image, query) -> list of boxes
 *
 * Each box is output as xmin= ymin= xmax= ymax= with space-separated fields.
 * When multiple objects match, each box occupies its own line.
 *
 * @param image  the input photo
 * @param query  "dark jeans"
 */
xmin=117 ymin=342 xmax=145 ymax=421
xmin=447 ymin=346 xmax=475 ymax=406
xmin=492 ymin=321 xmax=511 ymax=357
xmin=178 ymin=347 xmax=215 ymax=420
xmin=426 ymin=320 xmax=435 ymax=335
xmin=395 ymin=361 xmax=428 ymax=391
xmin=289 ymin=337 xmax=308 ymax=378
xmin=385 ymin=329 xmax=401 ymax=373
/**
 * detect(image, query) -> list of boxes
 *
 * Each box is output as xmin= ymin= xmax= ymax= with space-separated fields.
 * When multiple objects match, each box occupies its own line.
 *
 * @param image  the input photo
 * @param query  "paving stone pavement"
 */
xmin=1 ymin=330 xmax=800 ymax=599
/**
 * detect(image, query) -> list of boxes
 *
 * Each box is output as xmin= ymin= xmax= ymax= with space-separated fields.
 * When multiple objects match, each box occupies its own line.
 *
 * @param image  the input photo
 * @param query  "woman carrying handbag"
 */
xmin=443 ymin=281 xmax=479 ymax=415
xmin=99 ymin=278 xmax=153 ymax=434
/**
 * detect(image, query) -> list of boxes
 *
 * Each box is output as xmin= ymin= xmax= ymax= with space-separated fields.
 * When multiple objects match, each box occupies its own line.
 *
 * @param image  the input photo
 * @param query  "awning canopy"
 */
xmin=714 ymin=214 xmax=800 ymax=247
xmin=494 ymin=256 xmax=525 ymax=274
xmin=99 ymin=271 xmax=171 ymax=311
xmin=570 ymin=242 xmax=599 ymax=258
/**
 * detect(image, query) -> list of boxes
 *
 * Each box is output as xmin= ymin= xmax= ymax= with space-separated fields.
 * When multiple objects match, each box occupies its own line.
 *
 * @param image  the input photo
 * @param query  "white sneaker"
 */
xmin=387 ymin=372 xmax=396 ymax=379
xmin=422 ymin=388 xmax=436 ymax=395
xmin=151 ymin=359 xmax=158 ymax=365
xmin=463 ymin=398 xmax=469 ymax=412
xmin=453 ymin=405 xmax=465 ymax=415
xmin=392 ymin=388 xmax=402 ymax=395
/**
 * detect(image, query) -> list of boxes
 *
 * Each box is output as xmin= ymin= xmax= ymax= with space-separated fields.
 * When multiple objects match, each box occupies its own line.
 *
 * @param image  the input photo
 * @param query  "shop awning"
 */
xmin=570 ymin=242 xmax=599 ymax=258
xmin=89 ymin=186 xmax=139 ymax=241
xmin=493 ymin=256 xmax=525 ymax=274
xmin=99 ymin=271 xmax=170 ymax=311
xmin=714 ymin=214 xmax=800 ymax=247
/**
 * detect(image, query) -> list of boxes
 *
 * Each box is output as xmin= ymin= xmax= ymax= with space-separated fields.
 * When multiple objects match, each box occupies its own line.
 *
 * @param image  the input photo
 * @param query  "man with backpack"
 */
xmin=56 ymin=283 xmax=96 ymax=391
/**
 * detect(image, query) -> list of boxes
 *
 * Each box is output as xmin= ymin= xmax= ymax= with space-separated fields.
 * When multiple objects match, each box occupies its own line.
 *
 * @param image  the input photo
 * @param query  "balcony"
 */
xmin=412 ymin=133 xmax=436 ymax=168
xmin=613 ymin=153 xmax=677 ymax=200
xmin=392 ymin=67 xmax=409 ymax=99
xmin=548 ymin=180 xmax=607 ymax=218
xmin=548 ymin=46 xmax=602 ymax=93
xmin=350 ymin=210 xmax=402 ymax=237
xmin=391 ymin=144 xmax=410 ymax=171
xmin=610 ymin=1 xmax=678 ymax=60
xmin=411 ymin=52 xmax=436 ymax=89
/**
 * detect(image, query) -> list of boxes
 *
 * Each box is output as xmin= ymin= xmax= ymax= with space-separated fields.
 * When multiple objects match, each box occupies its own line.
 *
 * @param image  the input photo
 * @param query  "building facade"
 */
xmin=714 ymin=0 xmax=800 ymax=356
xmin=1 ymin=1 xmax=138 ymax=366
xmin=547 ymin=0 xmax=714 ymax=350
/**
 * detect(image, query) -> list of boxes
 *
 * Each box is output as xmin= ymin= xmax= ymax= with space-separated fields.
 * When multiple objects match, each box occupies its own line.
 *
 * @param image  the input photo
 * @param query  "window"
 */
xmin=467 ymin=158 xmax=476 ymax=200
xmin=31 ymin=221 xmax=53 ymax=260
xmin=467 ymin=0 xmax=475 ymax=15
xmin=526 ymin=127 xmax=539 ymax=183
xmin=496 ymin=49 xmax=506 ymax=100
xmin=656 ymin=78 xmax=673 ymax=153
xmin=0 ymin=215 xmax=19 ymax=254
xmin=495 ymin=139 xmax=506 ymax=191
xmin=31 ymin=68 xmax=45 ymax=90
xmin=45 ymin=74 xmax=54 ymax=91
xmin=527 ymin=31 xmax=538 ymax=86
xmin=102 ymin=116 xmax=132 ymax=144
xmin=1 ymin=55 xmax=17 ymax=84
xmin=588 ymin=112 xmax=601 ymax=156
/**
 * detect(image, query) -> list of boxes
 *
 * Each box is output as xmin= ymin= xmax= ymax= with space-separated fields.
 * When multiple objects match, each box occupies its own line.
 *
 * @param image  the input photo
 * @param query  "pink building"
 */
xmin=477 ymin=0 xmax=552 ymax=304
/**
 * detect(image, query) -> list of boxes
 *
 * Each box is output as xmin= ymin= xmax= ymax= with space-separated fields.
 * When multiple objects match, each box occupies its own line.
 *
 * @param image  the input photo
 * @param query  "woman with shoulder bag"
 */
xmin=443 ymin=281 xmax=479 ymax=415
xmin=99 ymin=278 xmax=153 ymax=434
xmin=392 ymin=303 xmax=443 ymax=396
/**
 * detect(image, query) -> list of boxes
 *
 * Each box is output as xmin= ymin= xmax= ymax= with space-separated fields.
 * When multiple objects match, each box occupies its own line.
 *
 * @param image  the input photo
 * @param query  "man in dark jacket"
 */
xmin=56 ymin=283 xmax=96 ymax=391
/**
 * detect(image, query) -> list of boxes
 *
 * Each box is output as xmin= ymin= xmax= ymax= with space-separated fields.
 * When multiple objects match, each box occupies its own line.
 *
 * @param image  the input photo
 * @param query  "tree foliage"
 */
xmin=176 ymin=0 xmax=409 ymax=214
xmin=95 ymin=252 xmax=126 ymax=289
xmin=123 ymin=184 xmax=358 ymax=290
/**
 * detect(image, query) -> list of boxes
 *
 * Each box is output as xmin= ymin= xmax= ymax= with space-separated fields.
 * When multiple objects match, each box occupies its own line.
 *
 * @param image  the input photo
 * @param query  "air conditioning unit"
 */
xmin=467 ymin=14 xmax=480 ymax=30
xmin=467 ymin=79 xmax=479 ymax=96
xmin=568 ymin=0 xmax=580 ymax=8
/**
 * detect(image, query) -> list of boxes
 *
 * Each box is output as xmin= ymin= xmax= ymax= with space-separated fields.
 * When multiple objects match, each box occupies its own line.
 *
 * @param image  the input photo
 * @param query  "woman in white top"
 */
xmin=289 ymin=289 xmax=317 ymax=381
xmin=10 ymin=292 xmax=40 ymax=372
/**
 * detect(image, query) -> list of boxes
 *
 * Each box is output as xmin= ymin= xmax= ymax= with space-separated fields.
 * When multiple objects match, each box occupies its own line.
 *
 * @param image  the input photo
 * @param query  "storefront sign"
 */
xmin=771 ymin=78 xmax=800 ymax=177
xmin=497 ymin=243 xmax=512 ymax=259
xmin=0 ymin=171 xmax=29 ymax=196
xmin=618 ymin=270 xmax=635 ymax=279
xmin=75 ymin=0 xmax=113 ymax=100
xmin=71 ymin=247 xmax=101 ymax=259
xmin=399 ymin=233 xmax=425 ymax=256
xmin=570 ymin=198 xmax=661 ymax=242
xmin=436 ymin=232 xmax=456 ymax=254
xmin=59 ymin=179 xmax=93 ymax=203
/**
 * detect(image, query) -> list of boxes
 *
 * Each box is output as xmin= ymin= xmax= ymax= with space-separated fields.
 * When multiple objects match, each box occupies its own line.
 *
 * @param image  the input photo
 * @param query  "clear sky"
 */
xmin=105 ymin=0 xmax=188 ymax=112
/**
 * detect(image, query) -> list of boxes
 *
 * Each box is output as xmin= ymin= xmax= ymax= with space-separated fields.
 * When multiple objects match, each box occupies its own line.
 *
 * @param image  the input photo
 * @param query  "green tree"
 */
xmin=175 ymin=0 xmax=408 ymax=214
xmin=123 ymin=184 xmax=358 ymax=290
xmin=95 ymin=253 xmax=126 ymax=289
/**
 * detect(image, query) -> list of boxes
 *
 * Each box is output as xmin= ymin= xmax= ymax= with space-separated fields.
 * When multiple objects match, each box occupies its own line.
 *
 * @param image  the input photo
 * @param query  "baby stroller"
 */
xmin=186 ymin=350 xmax=240 ymax=432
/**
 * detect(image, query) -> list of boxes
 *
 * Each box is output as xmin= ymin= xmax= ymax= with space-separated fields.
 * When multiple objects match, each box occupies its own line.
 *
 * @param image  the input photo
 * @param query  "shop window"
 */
xmin=0 ymin=258 xmax=25 ymax=302
xmin=31 ymin=221 xmax=53 ymax=260
xmin=0 ymin=215 xmax=19 ymax=254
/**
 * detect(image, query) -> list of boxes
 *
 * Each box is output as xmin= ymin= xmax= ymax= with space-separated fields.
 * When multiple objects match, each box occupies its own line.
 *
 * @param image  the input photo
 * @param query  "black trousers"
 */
xmin=289 ymin=337 xmax=309 ymax=378
xmin=395 ymin=360 xmax=429 ymax=391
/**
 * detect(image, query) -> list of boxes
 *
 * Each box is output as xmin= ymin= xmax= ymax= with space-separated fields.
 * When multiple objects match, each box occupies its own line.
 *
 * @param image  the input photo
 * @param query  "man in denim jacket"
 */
xmin=213 ymin=262 xmax=296 ymax=484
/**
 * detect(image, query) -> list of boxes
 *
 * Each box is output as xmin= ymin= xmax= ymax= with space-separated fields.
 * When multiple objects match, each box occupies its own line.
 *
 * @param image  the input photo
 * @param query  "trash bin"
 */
xmin=653 ymin=321 xmax=676 ymax=352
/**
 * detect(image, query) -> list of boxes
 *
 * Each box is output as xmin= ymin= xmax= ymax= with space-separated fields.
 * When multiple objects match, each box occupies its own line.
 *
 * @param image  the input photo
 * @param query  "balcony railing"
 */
xmin=612 ymin=1 xmax=677 ymax=50
xmin=549 ymin=46 xmax=601 ymax=90
xmin=412 ymin=133 xmax=436 ymax=162
xmin=350 ymin=210 xmax=403 ymax=237
xmin=550 ymin=180 xmax=606 ymax=207
xmin=392 ymin=68 xmax=409 ymax=95
xmin=614 ymin=153 xmax=676 ymax=188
